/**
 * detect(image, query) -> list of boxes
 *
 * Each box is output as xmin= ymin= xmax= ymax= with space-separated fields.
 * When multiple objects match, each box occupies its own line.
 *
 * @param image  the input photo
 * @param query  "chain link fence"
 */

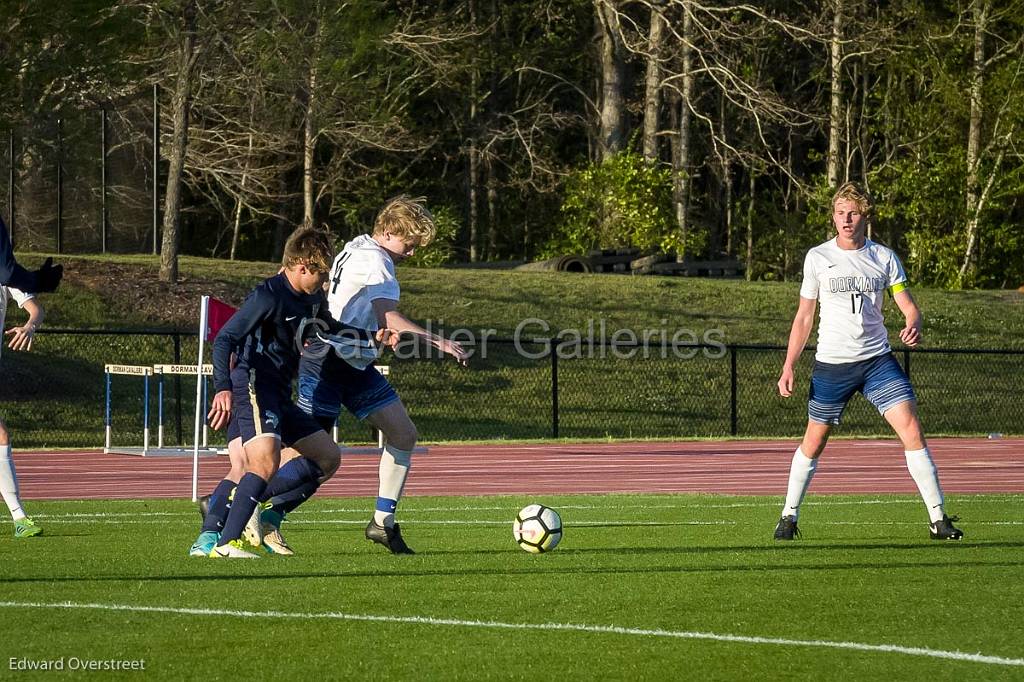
xmin=2 ymin=92 xmax=157 ymax=255
xmin=0 ymin=331 xmax=1021 ymax=449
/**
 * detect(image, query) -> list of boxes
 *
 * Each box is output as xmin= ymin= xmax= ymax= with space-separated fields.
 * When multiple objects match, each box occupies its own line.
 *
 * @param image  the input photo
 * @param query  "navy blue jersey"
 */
xmin=0 ymin=216 xmax=39 ymax=292
xmin=212 ymin=273 xmax=348 ymax=393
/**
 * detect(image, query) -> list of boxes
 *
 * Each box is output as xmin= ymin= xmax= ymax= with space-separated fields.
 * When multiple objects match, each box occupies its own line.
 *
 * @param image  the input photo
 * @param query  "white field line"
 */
xmin=23 ymin=517 xmax=1024 ymax=527
xmin=0 ymin=600 xmax=1020 ymax=668
xmin=29 ymin=494 xmax=1024 ymax=520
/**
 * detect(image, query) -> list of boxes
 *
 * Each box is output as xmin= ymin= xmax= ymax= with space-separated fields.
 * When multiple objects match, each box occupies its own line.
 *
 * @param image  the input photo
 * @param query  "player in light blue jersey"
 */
xmin=774 ymin=181 xmax=962 ymax=541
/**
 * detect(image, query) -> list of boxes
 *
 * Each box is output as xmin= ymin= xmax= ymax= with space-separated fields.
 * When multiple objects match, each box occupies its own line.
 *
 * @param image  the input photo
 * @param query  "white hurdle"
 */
xmin=104 ymin=364 xmax=154 ymax=454
xmin=104 ymin=362 xmax=222 ymax=457
xmin=154 ymin=364 xmax=213 ymax=449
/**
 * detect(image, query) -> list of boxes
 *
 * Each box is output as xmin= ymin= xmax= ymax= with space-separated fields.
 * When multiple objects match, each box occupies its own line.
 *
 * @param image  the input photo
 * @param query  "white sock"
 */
xmin=373 ymin=445 xmax=413 ymax=528
xmin=0 ymin=445 xmax=27 ymax=520
xmin=781 ymin=448 xmax=818 ymax=520
xmin=905 ymin=447 xmax=945 ymax=523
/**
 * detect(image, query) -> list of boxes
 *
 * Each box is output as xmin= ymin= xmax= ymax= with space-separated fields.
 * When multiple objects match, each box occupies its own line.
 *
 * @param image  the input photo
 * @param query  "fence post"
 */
xmin=56 ymin=118 xmax=63 ymax=254
xmin=100 ymin=107 xmax=108 ymax=253
xmin=152 ymin=83 xmax=159 ymax=255
xmin=551 ymin=340 xmax=559 ymax=439
xmin=7 ymin=129 xmax=14 ymax=245
xmin=903 ymin=348 xmax=911 ymax=381
xmin=174 ymin=333 xmax=183 ymax=444
xmin=730 ymin=346 xmax=738 ymax=436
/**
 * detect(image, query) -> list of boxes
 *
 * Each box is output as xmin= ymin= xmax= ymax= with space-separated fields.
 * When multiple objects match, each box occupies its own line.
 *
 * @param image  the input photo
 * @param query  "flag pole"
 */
xmin=192 ymin=295 xmax=209 ymax=502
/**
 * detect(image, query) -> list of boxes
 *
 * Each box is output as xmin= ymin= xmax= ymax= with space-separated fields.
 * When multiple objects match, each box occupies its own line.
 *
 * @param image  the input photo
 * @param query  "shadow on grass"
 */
xmin=2 ymin=546 xmax=1022 ymax=585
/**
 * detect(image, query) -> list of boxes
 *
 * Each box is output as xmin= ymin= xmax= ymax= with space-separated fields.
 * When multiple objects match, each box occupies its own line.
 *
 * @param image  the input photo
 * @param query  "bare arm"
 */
xmin=5 ymin=296 xmax=45 ymax=352
xmin=893 ymin=289 xmax=922 ymax=347
xmin=371 ymin=298 xmax=469 ymax=365
xmin=777 ymin=296 xmax=817 ymax=397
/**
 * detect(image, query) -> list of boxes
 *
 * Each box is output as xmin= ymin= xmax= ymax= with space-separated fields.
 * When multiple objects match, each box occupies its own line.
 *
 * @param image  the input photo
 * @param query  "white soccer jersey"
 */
xmin=0 ymin=286 xmax=34 ymax=361
xmin=799 ymin=238 xmax=908 ymax=364
xmin=326 ymin=234 xmax=400 ymax=332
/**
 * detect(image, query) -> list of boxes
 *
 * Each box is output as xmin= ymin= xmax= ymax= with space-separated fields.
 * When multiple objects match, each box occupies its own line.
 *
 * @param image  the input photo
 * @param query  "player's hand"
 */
xmin=33 ymin=257 xmax=63 ymax=293
xmin=777 ymin=366 xmax=795 ymax=397
xmin=5 ymin=324 xmax=35 ymax=352
xmin=375 ymin=327 xmax=400 ymax=350
xmin=444 ymin=339 xmax=470 ymax=366
xmin=208 ymin=390 xmax=232 ymax=430
xmin=899 ymin=325 xmax=921 ymax=347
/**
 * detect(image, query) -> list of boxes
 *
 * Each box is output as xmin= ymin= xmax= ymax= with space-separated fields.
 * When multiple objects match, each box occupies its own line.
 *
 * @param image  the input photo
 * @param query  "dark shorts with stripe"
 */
xmin=296 ymin=356 xmax=400 ymax=429
xmin=229 ymin=367 xmax=322 ymax=446
xmin=808 ymin=352 xmax=916 ymax=425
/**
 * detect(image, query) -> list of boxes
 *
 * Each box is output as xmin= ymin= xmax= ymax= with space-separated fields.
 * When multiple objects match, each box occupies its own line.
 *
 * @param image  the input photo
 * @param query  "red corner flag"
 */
xmin=205 ymin=297 xmax=237 ymax=341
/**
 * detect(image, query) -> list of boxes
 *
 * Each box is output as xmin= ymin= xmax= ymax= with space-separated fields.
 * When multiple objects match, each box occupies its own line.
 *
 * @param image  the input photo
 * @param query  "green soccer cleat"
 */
xmin=209 ymin=539 xmax=260 ymax=559
xmin=13 ymin=517 xmax=42 ymax=538
xmin=188 ymin=530 xmax=220 ymax=557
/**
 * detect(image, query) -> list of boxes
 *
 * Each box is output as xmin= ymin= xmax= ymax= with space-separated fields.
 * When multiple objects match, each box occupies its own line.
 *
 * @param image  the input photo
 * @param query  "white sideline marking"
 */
xmin=26 ymin=518 xmax=1024 ymax=528
xmin=0 ymin=600 xmax=1020 ymax=668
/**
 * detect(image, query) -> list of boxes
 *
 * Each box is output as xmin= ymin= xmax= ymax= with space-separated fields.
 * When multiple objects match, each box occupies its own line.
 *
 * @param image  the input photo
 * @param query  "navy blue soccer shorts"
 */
xmin=296 ymin=357 xmax=400 ymax=430
xmin=808 ymin=352 xmax=916 ymax=425
xmin=229 ymin=367 xmax=322 ymax=446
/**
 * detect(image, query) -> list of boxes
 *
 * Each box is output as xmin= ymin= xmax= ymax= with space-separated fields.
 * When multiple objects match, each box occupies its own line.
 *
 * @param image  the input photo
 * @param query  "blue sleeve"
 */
xmin=212 ymin=288 xmax=274 ymax=391
xmin=0 ymin=217 xmax=38 ymax=291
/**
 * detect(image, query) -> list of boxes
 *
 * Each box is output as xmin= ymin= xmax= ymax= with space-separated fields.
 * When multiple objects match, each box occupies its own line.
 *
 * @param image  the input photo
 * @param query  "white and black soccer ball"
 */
xmin=513 ymin=504 xmax=562 ymax=553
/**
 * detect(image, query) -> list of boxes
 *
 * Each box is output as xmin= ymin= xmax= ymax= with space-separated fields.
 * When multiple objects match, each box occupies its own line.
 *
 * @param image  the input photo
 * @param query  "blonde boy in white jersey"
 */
xmin=774 ymin=181 xmax=962 ymax=541
xmin=257 ymin=196 xmax=468 ymax=554
xmin=0 ymin=285 xmax=45 ymax=537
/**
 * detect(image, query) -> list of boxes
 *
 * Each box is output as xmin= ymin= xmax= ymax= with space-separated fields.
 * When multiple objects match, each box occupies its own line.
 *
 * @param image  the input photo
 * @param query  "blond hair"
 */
xmin=372 ymin=195 xmax=436 ymax=247
xmin=281 ymin=227 xmax=333 ymax=273
xmin=831 ymin=181 xmax=875 ymax=219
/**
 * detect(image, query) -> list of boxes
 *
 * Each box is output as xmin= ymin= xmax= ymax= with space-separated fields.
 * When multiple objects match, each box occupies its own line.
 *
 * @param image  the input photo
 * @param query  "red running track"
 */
xmin=12 ymin=438 xmax=1023 ymax=500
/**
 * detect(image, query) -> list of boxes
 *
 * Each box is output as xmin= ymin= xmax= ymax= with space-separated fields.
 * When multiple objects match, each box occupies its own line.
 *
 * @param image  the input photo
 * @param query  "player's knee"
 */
xmin=244 ymin=452 xmax=278 ymax=480
xmin=386 ymin=419 xmax=417 ymax=451
xmin=319 ymin=449 xmax=341 ymax=480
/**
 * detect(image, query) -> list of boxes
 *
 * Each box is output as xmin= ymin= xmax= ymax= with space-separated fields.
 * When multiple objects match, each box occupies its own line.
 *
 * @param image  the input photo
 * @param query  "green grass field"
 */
xmin=1 ymin=493 xmax=1022 ymax=680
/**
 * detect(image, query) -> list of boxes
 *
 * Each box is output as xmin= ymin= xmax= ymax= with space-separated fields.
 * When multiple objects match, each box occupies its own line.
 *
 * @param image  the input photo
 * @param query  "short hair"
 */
xmin=281 ymin=227 xmax=333 ymax=273
xmin=831 ymin=181 xmax=875 ymax=218
xmin=372 ymin=195 xmax=436 ymax=247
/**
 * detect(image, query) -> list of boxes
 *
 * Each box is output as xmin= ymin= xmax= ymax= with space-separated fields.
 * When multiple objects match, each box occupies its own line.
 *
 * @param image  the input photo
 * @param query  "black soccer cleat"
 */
xmin=773 ymin=515 xmax=801 ymax=541
xmin=197 ymin=494 xmax=211 ymax=521
xmin=929 ymin=514 xmax=964 ymax=541
xmin=365 ymin=519 xmax=415 ymax=554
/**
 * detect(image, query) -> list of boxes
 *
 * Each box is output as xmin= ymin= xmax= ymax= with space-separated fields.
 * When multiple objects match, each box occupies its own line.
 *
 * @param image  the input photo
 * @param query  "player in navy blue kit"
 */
xmin=191 ymin=227 xmax=395 ymax=558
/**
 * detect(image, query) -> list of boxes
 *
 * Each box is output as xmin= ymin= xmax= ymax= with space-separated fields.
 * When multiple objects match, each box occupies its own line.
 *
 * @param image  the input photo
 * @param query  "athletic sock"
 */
xmin=217 ymin=473 xmax=268 ymax=545
xmin=373 ymin=445 xmax=413 ymax=528
xmin=905 ymin=447 xmax=945 ymax=523
xmin=200 ymin=479 xmax=237 ymax=533
xmin=258 ymin=457 xmax=324 ymax=525
xmin=260 ymin=457 xmax=323 ymax=502
xmin=781 ymin=447 xmax=818 ymax=520
xmin=267 ymin=480 xmax=320 ymax=520
xmin=0 ymin=444 xmax=27 ymax=521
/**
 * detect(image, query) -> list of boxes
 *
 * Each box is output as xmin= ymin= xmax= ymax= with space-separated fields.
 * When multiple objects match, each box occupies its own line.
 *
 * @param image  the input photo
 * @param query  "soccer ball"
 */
xmin=513 ymin=504 xmax=562 ymax=553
